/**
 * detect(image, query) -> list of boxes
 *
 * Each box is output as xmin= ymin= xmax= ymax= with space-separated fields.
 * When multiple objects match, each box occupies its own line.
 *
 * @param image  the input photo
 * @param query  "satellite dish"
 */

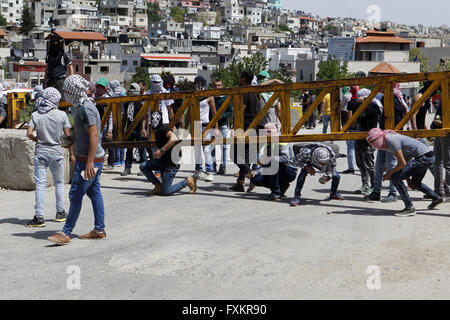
xmin=29 ymin=52 xmax=34 ymax=57
xmin=24 ymin=52 xmax=29 ymax=57
xmin=19 ymin=60 xmax=24 ymax=65
xmin=157 ymin=30 xmax=163 ymax=35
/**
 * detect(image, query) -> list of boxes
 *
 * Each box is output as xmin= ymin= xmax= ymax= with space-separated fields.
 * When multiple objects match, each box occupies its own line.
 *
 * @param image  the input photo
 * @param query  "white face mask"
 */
xmin=150 ymin=82 xmax=163 ymax=93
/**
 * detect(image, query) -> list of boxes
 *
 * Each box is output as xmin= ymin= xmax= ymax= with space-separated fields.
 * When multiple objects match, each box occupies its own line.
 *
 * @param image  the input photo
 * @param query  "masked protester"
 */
xmin=44 ymin=33 xmax=74 ymax=99
xmin=25 ymin=88 xmax=72 ymax=228
xmin=109 ymin=80 xmax=126 ymax=167
xmin=47 ymin=75 xmax=107 ymax=246
xmin=121 ymin=83 xmax=147 ymax=177
xmin=0 ymin=83 xmax=7 ymax=128
xmin=247 ymin=123 xmax=298 ymax=200
xmin=367 ymin=128 xmax=444 ymax=217
xmin=139 ymin=110 xmax=197 ymax=196
xmin=289 ymin=143 xmax=344 ymax=207
xmin=145 ymin=74 xmax=175 ymax=128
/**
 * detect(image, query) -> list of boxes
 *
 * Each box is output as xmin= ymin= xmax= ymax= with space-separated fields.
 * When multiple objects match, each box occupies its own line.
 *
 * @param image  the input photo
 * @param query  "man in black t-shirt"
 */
xmin=139 ymin=111 xmax=197 ymax=196
xmin=121 ymin=83 xmax=147 ymax=176
xmin=44 ymin=33 xmax=74 ymax=99
xmin=230 ymin=70 xmax=259 ymax=192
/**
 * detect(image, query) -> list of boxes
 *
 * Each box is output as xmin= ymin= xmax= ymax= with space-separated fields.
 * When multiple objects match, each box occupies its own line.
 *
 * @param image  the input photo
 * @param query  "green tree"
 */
xmin=195 ymin=12 xmax=208 ymax=26
xmin=131 ymin=66 xmax=150 ymax=90
xmin=211 ymin=52 xmax=271 ymax=88
xmin=170 ymin=7 xmax=187 ymax=24
xmin=147 ymin=2 xmax=161 ymax=22
xmin=278 ymin=24 xmax=291 ymax=32
xmin=316 ymin=58 xmax=354 ymax=80
xmin=20 ymin=5 xmax=35 ymax=34
xmin=409 ymin=48 xmax=430 ymax=72
xmin=0 ymin=13 xmax=7 ymax=26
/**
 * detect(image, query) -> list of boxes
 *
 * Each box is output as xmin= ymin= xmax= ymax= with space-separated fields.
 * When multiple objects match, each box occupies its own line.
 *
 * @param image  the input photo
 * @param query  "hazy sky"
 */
xmin=283 ymin=0 xmax=449 ymax=27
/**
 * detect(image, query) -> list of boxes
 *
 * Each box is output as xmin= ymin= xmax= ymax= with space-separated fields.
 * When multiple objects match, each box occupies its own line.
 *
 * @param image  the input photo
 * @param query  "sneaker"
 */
xmin=217 ymin=164 xmax=226 ymax=175
xmin=121 ymin=168 xmax=131 ymax=176
xmin=114 ymin=161 xmax=121 ymax=166
xmin=394 ymin=207 xmax=416 ymax=217
xmin=342 ymin=169 xmax=355 ymax=174
xmin=25 ymin=216 xmax=46 ymax=228
xmin=280 ymin=184 xmax=290 ymax=198
xmin=103 ymin=164 xmax=114 ymax=171
xmin=229 ymin=182 xmax=245 ymax=192
xmin=79 ymin=230 xmax=107 ymax=240
xmin=247 ymin=183 xmax=256 ymax=192
xmin=47 ymin=232 xmax=71 ymax=245
xmin=147 ymin=184 xmax=162 ymax=196
xmin=381 ymin=193 xmax=398 ymax=203
xmin=55 ymin=211 xmax=67 ymax=222
xmin=204 ymin=172 xmax=214 ymax=182
xmin=186 ymin=177 xmax=197 ymax=194
xmin=330 ymin=192 xmax=344 ymax=200
xmin=428 ymin=197 xmax=444 ymax=210
xmin=193 ymin=170 xmax=207 ymax=181
xmin=360 ymin=186 xmax=372 ymax=196
xmin=264 ymin=193 xmax=279 ymax=201
xmin=290 ymin=197 xmax=301 ymax=207
xmin=365 ymin=191 xmax=381 ymax=201
xmin=121 ymin=161 xmax=125 ymax=166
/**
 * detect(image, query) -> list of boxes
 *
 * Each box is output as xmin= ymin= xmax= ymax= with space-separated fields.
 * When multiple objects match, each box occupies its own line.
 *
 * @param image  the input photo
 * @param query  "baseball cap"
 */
xmin=96 ymin=78 xmax=109 ymax=87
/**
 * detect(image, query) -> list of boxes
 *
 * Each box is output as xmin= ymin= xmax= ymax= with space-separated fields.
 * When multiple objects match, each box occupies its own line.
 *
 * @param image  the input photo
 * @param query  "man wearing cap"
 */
xmin=48 ymin=75 xmax=107 ymax=245
xmin=289 ymin=143 xmax=344 ymax=207
xmin=95 ymin=78 xmax=116 ymax=170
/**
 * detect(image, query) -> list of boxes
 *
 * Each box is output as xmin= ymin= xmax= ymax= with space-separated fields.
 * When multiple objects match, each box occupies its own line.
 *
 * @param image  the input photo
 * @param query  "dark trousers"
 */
xmin=46 ymin=77 xmax=66 ymax=100
xmin=355 ymin=140 xmax=375 ymax=188
xmin=294 ymin=168 xmax=340 ymax=198
xmin=251 ymin=163 xmax=297 ymax=195
xmin=391 ymin=154 xmax=440 ymax=208
xmin=125 ymin=131 xmax=147 ymax=169
xmin=303 ymin=104 xmax=316 ymax=128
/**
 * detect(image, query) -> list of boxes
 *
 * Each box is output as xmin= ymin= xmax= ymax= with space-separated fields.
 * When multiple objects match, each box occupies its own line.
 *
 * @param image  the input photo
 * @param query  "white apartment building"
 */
xmin=1 ymin=0 xmax=23 ymax=24
xmin=224 ymin=0 xmax=244 ymax=23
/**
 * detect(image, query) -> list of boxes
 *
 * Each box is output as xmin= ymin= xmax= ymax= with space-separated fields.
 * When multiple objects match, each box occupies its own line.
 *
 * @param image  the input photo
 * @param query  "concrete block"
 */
xmin=0 ymin=129 xmax=72 ymax=191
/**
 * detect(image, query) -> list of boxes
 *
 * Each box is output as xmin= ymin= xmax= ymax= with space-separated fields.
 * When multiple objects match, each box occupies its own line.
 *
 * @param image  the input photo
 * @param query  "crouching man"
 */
xmin=290 ymin=143 xmax=344 ymax=207
xmin=247 ymin=123 xmax=298 ymax=200
xmin=139 ymin=110 xmax=197 ymax=196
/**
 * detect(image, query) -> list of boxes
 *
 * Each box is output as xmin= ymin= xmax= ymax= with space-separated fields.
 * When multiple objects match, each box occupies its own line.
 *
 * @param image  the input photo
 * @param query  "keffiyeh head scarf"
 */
xmin=394 ymin=83 xmax=409 ymax=115
xmin=126 ymin=83 xmax=141 ymax=122
xmin=356 ymin=88 xmax=383 ymax=113
xmin=63 ymin=75 xmax=90 ymax=107
xmin=35 ymin=87 xmax=61 ymax=114
xmin=150 ymin=74 xmax=164 ymax=93
xmin=312 ymin=147 xmax=331 ymax=169
xmin=367 ymin=128 xmax=398 ymax=150
xmin=109 ymin=80 xmax=124 ymax=97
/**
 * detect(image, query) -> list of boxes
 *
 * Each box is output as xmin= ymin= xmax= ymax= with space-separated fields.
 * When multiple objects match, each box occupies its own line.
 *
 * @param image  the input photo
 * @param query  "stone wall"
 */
xmin=0 ymin=129 xmax=72 ymax=191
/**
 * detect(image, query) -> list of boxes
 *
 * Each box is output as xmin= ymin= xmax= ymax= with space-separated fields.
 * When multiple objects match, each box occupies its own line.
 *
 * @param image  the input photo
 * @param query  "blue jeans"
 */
xmin=115 ymin=148 xmax=125 ymax=164
xmin=33 ymin=153 xmax=65 ymax=218
xmin=251 ymin=163 xmax=297 ymax=195
xmin=391 ymin=154 xmax=439 ymax=208
xmin=140 ymin=159 xmax=187 ymax=196
xmin=346 ymin=139 xmax=355 ymax=170
xmin=373 ymin=150 xmax=398 ymax=195
xmin=322 ymin=115 xmax=331 ymax=134
xmin=195 ymin=124 xmax=214 ymax=173
xmin=294 ymin=168 xmax=340 ymax=198
xmin=434 ymin=135 xmax=450 ymax=194
xmin=62 ymin=161 xmax=105 ymax=236
xmin=211 ymin=125 xmax=229 ymax=166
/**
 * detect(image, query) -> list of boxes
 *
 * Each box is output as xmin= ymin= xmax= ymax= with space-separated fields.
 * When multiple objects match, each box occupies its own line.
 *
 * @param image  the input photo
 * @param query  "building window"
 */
xmin=85 ymin=66 xmax=91 ymax=74
xmin=100 ymin=66 xmax=109 ymax=73
xmin=75 ymin=65 xmax=79 ymax=72
xmin=122 ymin=60 xmax=128 ymax=65
xmin=133 ymin=60 xmax=138 ymax=66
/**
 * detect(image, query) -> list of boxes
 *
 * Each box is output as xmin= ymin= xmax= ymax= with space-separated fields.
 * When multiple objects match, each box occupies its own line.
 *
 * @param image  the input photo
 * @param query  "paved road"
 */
xmin=1 ymin=128 xmax=450 ymax=299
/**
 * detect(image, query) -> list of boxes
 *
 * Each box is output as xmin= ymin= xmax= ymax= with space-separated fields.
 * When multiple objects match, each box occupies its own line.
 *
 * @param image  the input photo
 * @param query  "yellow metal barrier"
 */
xmin=7 ymin=71 xmax=450 ymax=148
xmin=7 ymin=92 xmax=28 ymax=129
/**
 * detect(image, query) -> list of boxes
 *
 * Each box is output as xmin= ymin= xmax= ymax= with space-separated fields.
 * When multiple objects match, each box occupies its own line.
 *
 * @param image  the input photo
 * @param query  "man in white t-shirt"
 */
xmin=144 ymin=74 xmax=174 ymax=126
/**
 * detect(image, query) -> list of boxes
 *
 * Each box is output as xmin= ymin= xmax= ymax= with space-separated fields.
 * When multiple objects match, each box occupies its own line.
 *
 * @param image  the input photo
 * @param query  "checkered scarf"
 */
xmin=63 ymin=75 xmax=90 ymax=107
xmin=36 ymin=87 xmax=61 ymax=114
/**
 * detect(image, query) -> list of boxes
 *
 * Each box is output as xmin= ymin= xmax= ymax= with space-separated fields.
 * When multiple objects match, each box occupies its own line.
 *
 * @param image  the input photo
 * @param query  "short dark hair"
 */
xmin=240 ymin=70 xmax=254 ymax=85
xmin=163 ymin=75 xmax=175 ymax=86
